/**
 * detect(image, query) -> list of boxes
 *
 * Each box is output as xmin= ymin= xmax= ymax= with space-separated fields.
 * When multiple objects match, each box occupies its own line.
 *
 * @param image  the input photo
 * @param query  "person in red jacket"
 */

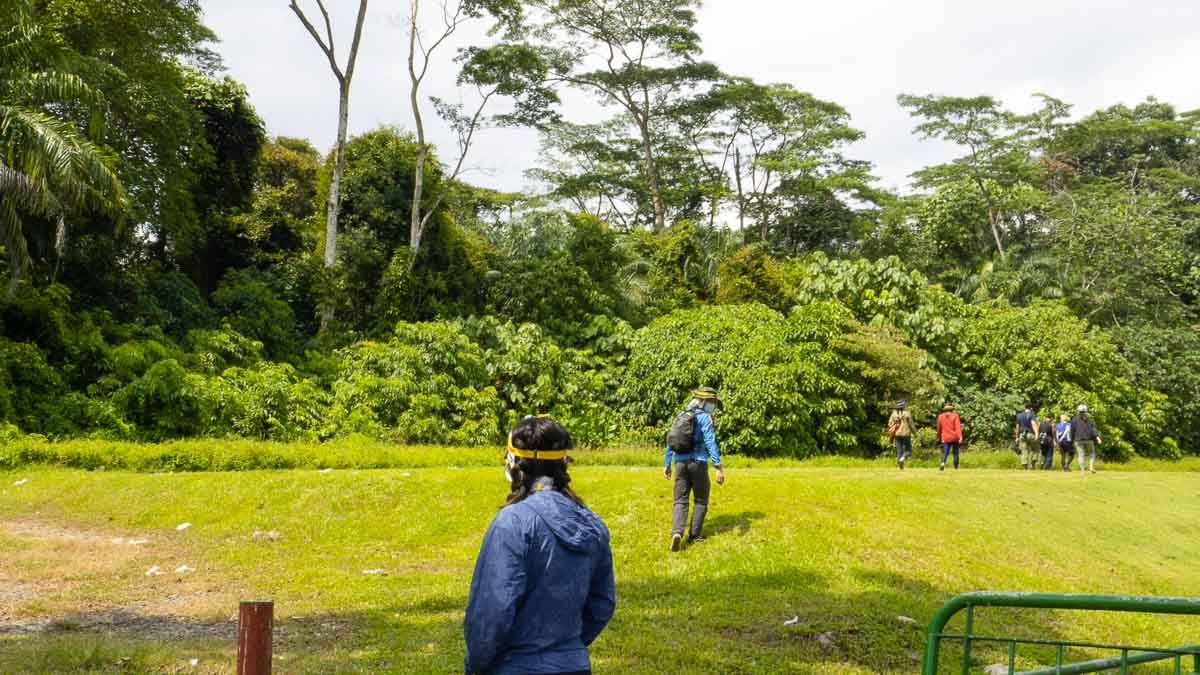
xmin=936 ymin=403 xmax=963 ymax=471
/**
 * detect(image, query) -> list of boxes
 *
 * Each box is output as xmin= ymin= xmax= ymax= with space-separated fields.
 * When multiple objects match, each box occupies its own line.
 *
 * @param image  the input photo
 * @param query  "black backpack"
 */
xmin=666 ymin=408 xmax=698 ymax=452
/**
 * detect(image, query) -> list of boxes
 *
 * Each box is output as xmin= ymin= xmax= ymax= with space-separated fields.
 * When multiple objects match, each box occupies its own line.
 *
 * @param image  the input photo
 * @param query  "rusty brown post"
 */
xmin=237 ymin=600 xmax=273 ymax=675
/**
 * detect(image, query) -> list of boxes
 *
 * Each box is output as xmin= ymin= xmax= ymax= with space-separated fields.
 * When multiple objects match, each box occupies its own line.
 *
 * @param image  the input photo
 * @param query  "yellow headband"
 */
xmin=506 ymin=435 xmax=569 ymax=461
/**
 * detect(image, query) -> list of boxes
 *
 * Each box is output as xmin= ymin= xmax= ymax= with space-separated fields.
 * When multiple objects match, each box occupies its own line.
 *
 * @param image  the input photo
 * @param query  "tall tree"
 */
xmin=405 ymin=0 xmax=556 ymax=264
xmin=288 ymin=0 xmax=369 ymax=328
xmin=898 ymin=93 xmax=1067 ymax=259
xmin=529 ymin=0 xmax=720 ymax=231
xmin=0 ymin=0 xmax=125 ymax=297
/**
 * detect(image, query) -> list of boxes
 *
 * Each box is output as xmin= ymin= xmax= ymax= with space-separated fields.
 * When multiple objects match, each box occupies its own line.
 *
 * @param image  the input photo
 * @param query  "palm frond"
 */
xmin=0 ymin=196 xmax=30 ymax=298
xmin=8 ymin=71 xmax=105 ymax=110
xmin=0 ymin=105 xmax=124 ymax=215
xmin=0 ymin=159 xmax=63 ymax=218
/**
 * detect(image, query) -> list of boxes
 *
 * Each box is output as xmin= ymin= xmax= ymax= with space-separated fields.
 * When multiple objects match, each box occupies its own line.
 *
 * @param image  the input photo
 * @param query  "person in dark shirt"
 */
xmin=1038 ymin=414 xmax=1056 ymax=470
xmin=1070 ymin=404 xmax=1103 ymax=474
xmin=1014 ymin=403 xmax=1038 ymax=470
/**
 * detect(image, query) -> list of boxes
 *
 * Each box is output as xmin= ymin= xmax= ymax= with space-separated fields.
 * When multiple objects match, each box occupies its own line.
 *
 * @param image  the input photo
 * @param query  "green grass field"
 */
xmin=2 ymin=445 xmax=1199 ymax=673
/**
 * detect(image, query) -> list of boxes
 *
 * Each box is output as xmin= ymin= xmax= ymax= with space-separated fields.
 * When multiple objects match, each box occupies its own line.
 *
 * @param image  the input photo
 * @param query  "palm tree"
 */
xmin=0 ymin=0 xmax=124 ymax=298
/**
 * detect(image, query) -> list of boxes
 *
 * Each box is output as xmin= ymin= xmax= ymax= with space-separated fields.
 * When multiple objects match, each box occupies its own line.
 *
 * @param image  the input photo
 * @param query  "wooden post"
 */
xmin=237 ymin=600 xmax=273 ymax=675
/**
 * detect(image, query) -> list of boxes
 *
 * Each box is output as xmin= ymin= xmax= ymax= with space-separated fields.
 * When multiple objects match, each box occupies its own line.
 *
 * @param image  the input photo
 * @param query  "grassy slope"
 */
xmin=1 ymin=462 xmax=1198 ymax=674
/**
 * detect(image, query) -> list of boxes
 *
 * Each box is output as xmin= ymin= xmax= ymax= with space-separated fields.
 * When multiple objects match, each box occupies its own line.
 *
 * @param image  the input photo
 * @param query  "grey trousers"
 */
xmin=672 ymin=460 xmax=710 ymax=539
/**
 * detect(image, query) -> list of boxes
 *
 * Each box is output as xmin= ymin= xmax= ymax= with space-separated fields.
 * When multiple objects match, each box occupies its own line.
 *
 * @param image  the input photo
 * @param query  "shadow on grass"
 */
xmin=704 ymin=510 xmax=766 ymax=538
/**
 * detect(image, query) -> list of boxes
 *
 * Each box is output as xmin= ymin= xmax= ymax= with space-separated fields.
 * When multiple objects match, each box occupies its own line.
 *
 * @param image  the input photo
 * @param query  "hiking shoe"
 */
xmin=688 ymin=535 xmax=706 ymax=544
xmin=670 ymin=533 xmax=682 ymax=552
xmin=898 ymin=458 xmax=905 ymax=470
xmin=939 ymin=463 xmax=945 ymax=471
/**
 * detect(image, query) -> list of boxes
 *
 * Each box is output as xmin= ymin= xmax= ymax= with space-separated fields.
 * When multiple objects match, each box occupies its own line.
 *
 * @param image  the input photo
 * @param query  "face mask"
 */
xmin=703 ymin=402 xmax=717 ymax=414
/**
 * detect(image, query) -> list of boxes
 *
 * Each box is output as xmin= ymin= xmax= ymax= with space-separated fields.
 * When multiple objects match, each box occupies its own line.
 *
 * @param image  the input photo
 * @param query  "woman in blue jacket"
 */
xmin=464 ymin=416 xmax=616 ymax=675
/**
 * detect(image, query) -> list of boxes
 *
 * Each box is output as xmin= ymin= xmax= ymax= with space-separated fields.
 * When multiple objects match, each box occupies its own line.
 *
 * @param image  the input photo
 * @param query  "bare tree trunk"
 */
xmin=289 ymin=0 xmax=369 ymax=332
xmin=326 ymin=83 xmax=350 ymax=270
xmin=408 ymin=0 xmax=426 ymax=266
xmin=318 ymin=82 xmax=353 ymax=329
xmin=636 ymin=118 xmax=665 ymax=231
xmin=734 ymin=147 xmax=746 ymax=239
xmin=985 ymin=204 xmax=1006 ymax=260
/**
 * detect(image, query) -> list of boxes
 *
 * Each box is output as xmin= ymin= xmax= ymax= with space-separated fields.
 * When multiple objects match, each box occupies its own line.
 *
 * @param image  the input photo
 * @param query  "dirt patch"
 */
xmin=0 ymin=517 xmax=242 ymax=639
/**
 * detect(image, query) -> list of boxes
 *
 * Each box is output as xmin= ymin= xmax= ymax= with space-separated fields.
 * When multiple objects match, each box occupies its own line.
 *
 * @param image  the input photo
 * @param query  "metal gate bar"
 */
xmin=922 ymin=592 xmax=1200 ymax=675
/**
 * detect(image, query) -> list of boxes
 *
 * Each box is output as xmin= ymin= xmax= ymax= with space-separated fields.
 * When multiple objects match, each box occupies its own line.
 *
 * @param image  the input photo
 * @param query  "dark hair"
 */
xmin=504 ymin=417 xmax=583 ymax=508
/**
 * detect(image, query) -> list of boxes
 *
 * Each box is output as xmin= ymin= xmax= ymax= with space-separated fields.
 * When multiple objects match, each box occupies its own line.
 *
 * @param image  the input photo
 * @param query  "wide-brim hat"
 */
xmin=941 ymin=403 xmax=955 ymax=411
xmin=693 ymin=386 xmax=723 ymax=407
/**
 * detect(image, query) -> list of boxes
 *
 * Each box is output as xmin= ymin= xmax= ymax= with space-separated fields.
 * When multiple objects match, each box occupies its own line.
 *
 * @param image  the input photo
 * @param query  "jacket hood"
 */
xmin=523 ymin=490 xmax=609 ymax=553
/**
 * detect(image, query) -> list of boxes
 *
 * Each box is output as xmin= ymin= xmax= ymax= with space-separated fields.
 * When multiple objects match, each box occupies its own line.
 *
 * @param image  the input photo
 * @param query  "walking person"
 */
xmin=663 ymin=387 xmax=725 ymax=552
xmin=1038 ymin=414 xmax=1056 ymax=470
xmin=1071 ymin=404 xmax=1103 ymax=474
xmin=935 ymin=403 xmax=962 ymax=470
xmin=888 ymin=400 xmax=916 ymax=470
xmin=465 ymin=416 xmax=616 ymax=675
xmin=1056 ymin=414 xmax=1073 ymax=471
xmin=1014 ymin=403 xmax=1038 ymax=469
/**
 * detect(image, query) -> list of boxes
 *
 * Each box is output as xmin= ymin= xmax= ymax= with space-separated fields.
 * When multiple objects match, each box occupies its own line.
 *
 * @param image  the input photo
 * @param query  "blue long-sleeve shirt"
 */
xmin=663 ymin=408 xmax=721 ymax=468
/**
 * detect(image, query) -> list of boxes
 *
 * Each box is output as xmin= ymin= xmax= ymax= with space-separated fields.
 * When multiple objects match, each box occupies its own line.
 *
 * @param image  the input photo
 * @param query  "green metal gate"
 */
xmin=922 ymin=592 xmax=1200 ymax=674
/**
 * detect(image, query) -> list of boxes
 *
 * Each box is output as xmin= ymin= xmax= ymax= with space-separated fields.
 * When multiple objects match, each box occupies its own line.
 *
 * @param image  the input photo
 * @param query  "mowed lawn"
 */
xmin=2 ymin=461 xmax=1198 ymax=674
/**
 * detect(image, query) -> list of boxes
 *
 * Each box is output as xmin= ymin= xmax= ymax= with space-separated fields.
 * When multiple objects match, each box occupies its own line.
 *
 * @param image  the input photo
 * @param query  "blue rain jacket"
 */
xmin=464 ymin=488 xmax=616 ymax=675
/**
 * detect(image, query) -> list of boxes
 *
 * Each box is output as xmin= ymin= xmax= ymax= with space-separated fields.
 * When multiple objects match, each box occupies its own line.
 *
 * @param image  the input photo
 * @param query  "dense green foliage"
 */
xmin=1 ymin=0 xmax=1198 ymax=461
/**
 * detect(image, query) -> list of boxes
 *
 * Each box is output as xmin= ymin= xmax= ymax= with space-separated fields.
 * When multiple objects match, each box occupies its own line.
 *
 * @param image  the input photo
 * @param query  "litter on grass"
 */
xmin=783 ymin=615 xmax=800 ymax=626
xmin=362 ymin=568 xmax=388 ymax=575
xmin=252 ymin=530 xmax=281 ymax=541
xmin=176 ymin=522 xmax=192 ymax=531
xmin=13 ymin=478 xmax=28 ymax=486
xmin=319 ymin=468 xmax=333 ymax=474
xmin=145 ymin=565 xmax=163 ymax=576
xmin=175 ymin=565 xmax=194 ymax=573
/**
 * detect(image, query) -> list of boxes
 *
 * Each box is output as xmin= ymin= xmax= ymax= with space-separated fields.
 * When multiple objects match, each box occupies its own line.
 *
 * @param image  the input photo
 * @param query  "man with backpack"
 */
xmin=1038 ymin=414 xmax=1056 ymax=470
xmin=1014 ymin=403 xmax=1038 ymax=469
xmin=664 ymin=387 xmax=725 ymax=552
xmin=888 ymin=400 xmax=916 ymax=470
xmin=1056 ymin=414 xmax=1073 ymax=471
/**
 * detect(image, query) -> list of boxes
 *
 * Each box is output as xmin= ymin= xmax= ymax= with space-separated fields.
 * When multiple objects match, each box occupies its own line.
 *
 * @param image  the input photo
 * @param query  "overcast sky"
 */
xmin=200 ymin=0 xmax=1200 ymax=195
